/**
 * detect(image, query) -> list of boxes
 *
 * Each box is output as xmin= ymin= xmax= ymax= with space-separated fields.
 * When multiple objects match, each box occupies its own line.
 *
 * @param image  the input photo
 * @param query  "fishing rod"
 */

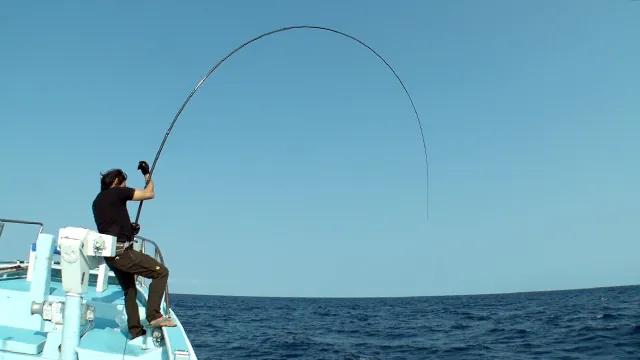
xmin=133 ymin=25 xmax=429 ymax=226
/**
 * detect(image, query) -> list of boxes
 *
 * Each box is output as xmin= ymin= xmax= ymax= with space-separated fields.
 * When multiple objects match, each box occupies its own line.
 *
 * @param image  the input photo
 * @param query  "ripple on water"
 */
xmin=171 ymin=286 xmax=640 ymax=359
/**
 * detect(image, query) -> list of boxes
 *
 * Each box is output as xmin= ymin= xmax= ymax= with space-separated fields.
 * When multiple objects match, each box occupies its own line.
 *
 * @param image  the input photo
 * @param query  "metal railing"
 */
xmin=134 ymin=235 xmax=171 ymax=316
xmin=0 ymin=218 xmax=44 ymax=245
xmin=0 ymin=218 xmax=45 ymax=268
xmin=0 ymin=220 xmax=172 ymax=317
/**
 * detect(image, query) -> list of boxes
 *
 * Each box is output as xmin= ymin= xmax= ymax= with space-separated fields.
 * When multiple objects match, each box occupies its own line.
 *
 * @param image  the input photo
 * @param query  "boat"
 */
xmin=0 ymin=218 xmax=198 ymax=360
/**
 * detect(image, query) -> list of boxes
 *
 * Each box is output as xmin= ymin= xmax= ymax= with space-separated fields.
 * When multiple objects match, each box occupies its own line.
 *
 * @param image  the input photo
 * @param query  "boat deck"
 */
xmin=1 ymin=269 xmax=127 ymax=303
xmin=0 ymin=226 xmax=196 ymax=360
xmin=0 ymin=270 xmax=168 ymax=359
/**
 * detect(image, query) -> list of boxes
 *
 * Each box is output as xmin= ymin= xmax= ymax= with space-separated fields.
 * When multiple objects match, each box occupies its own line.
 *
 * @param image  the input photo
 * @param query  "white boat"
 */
xmin=0 ymin=218 xmax=197 ymax=360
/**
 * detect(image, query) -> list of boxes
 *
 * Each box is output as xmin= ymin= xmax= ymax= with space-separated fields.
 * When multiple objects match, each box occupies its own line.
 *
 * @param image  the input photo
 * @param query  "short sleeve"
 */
xmin=117 ymin=187 xmax=135 ymax=202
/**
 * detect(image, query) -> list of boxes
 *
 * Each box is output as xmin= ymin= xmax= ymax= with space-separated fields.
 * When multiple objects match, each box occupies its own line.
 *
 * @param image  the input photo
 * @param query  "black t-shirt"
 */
xmin=92 ymin=187 xmax=136 ymax=243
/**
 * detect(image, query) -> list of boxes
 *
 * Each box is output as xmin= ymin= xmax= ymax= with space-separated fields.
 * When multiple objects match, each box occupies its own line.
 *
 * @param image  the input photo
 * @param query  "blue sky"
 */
xmin=1 ymin=0 xmax=638 ymax=297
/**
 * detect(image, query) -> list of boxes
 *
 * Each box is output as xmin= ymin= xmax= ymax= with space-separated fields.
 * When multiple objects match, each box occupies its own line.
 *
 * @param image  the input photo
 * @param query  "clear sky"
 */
xmin=1 ymin=0 xmax=638 ymax=298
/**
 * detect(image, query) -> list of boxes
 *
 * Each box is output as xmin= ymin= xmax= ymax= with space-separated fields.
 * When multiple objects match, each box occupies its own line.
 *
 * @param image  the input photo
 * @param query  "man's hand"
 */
xmin=132 ymin=160 xmax=155 ymax=201
xmin=138 ymin=161 xmax=150 ymax=176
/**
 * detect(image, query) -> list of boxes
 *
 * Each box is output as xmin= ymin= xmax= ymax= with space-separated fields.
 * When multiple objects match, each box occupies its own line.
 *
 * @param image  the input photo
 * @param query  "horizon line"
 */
xmin=170 ymin=283 xmax=640 ymax=299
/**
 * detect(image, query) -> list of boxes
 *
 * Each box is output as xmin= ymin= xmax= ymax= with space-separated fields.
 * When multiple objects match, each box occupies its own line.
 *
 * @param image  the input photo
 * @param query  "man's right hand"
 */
xmin=132 ymin=160 xmax=155 ymax=201
xmin=138 ymin=161 xmax=150 ymax=176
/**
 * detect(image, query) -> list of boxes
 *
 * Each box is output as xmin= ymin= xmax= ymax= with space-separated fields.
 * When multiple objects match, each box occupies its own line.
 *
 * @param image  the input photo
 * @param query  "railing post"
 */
xmin=0 ymin=222 xmax=4 ymax=239
xmin=139 ymin=240 xmax=146 ymax=287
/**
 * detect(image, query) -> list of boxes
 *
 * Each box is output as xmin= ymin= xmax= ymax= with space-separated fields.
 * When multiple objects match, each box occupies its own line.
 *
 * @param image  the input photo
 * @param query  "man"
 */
xmin=92 ymin=160 xmax=176 ymax=340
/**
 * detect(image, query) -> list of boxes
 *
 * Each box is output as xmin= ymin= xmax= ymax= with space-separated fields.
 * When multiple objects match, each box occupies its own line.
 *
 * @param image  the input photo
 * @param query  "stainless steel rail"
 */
xmin=134 ymin=235 xmax=171 ymax=316
xmin=0 ymin=218 xmax=44 ymax=245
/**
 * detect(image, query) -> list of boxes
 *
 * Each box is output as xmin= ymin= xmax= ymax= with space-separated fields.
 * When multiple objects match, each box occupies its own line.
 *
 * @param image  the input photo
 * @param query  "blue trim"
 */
xmin=31 ymin=243 xmax=61 ymax=255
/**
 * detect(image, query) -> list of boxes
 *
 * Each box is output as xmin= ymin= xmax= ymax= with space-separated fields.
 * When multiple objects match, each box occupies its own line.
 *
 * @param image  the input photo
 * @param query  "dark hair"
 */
xmin=100 ymin=169 xmax=127 ymax=191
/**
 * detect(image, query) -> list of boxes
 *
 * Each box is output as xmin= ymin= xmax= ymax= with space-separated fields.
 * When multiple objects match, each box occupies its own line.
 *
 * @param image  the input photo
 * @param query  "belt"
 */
xmin=115 ymin=241 xmax=134 ymax=255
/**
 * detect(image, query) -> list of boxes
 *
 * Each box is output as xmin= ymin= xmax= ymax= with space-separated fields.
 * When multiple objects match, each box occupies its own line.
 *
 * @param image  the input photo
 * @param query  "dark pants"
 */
xmin=104 ymin=245 xmax=169 ymax=338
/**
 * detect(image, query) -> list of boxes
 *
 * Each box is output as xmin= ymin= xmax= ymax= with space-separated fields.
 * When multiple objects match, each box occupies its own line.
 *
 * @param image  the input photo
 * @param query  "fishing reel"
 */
xmin=131 ymin=222 xmax=141 ymax=236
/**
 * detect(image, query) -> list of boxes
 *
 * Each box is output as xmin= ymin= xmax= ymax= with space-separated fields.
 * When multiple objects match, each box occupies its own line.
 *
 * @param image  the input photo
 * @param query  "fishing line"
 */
xmin=133 ymin=25 xmax=429 ymax=224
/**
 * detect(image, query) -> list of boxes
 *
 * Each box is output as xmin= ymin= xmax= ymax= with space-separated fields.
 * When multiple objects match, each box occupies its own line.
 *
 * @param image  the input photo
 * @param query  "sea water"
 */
xmin=172 ymin=285 xmax=640 ymax=359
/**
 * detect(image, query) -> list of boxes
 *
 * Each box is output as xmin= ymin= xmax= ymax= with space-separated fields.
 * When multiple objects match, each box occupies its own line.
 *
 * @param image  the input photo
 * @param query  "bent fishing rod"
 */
xmin=133 ymin=25 xmax=429 ymax=226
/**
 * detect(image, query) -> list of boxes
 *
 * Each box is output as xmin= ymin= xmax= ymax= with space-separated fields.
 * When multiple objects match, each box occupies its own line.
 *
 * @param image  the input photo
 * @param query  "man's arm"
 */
xmin=131 ymin=160 xmax=154 ymax=201
xmin=132 ymin=174 xmax=155 ymax=201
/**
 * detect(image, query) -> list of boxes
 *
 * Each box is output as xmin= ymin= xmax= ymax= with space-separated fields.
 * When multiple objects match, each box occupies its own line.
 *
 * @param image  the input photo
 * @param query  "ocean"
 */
xmin=172 ymin=285 xmax=640 ymax=359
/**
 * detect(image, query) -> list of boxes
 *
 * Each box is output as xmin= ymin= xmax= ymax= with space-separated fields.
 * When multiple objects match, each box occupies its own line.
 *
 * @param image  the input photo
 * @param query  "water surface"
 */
xmin=173 ymin=285 xmax=640 ymax=359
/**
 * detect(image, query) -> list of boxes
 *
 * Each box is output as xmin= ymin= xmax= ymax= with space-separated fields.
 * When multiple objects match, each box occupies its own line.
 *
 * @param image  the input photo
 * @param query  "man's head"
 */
xmin=100 ymin=169 xmax=128 ymax=191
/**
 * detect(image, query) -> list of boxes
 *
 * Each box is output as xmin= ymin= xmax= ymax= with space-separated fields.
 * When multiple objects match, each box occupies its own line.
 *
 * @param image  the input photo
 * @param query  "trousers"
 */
xmin=104 ymin=244 xmax=169 ymax=338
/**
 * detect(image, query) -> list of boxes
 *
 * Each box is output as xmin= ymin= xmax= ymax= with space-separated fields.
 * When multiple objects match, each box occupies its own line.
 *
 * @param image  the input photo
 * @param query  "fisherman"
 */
xmin=92 ymin=160 xmax=176 ymax=339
